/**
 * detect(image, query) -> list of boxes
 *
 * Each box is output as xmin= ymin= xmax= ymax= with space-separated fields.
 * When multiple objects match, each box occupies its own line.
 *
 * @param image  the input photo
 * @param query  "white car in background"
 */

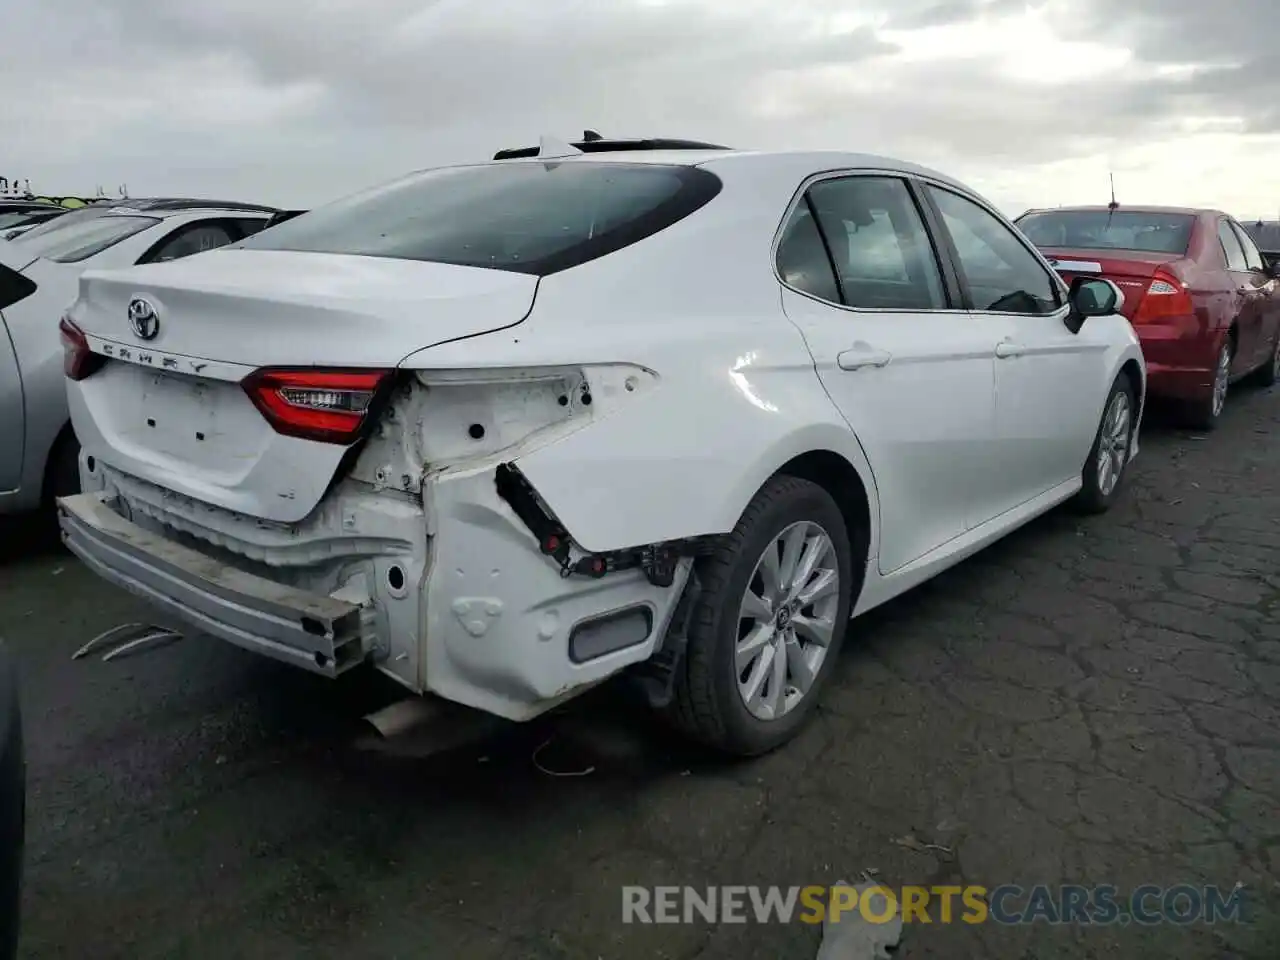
xmin=56 ymin=138 xmax=1144 ymax=756
xmin=0 ymin=200 xmax=278 ymax=515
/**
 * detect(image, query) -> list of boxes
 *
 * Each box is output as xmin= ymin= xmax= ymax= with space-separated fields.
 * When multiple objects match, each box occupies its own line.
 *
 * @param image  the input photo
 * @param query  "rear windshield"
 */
xmin=235 ymin=161 xmax=723 ymax=275
xmin=1016 ymin=210 xmax=1195 ymax=254
xmin=10 ymin=205 xmax=112 ymax=244
xmin=0 ymin=210 xmax=59 ymax=229
xmin=24 ymin=215 xmax=160 ymax=263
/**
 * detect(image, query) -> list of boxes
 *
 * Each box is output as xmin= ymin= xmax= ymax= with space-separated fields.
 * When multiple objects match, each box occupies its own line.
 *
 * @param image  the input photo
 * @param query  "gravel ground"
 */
xmin=1 ymin=383 xmax=1278 ymax=959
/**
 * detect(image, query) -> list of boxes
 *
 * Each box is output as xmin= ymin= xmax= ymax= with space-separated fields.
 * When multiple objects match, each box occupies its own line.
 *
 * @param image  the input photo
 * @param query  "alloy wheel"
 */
xmin=1095 ymin=389 xmax=1131 ymax=497
xmin=1211 ymin=343 xmax=1231 ymax=417
xmin=735 ymin=520 xmax=840 ymax=721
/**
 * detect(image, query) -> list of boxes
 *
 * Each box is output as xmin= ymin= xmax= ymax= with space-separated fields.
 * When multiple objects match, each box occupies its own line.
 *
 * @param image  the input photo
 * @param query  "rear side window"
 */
xmin=1217 ymin=220 xmax=1248 ymax=271
xmin=807 ymin=177 xmax=946 ymax=310
xmin=1229 ymin=220 xmax=1265 ymax=272
xmin=235 ymin=162 xmax=722 ymax=275
xmin=776 ymin=206 xmax=841 ymax=303
xmin=1017 ymin=209 xmax=1195 ymax=255
xmin=30 ymin=215 xmax=160 ymax=263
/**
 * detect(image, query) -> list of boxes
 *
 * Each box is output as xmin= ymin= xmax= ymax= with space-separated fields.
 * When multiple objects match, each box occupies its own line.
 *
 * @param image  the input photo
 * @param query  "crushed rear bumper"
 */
xmin=57 ymin=492 xmax=369 ymax=677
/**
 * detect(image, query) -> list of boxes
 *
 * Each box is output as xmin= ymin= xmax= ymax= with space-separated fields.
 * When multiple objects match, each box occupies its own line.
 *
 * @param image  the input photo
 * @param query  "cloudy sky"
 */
xmin=5 ymin=0 xmax=1278 ymax=218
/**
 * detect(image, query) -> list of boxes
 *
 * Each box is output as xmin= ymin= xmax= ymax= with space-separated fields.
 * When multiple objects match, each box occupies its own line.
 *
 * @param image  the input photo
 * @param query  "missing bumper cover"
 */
xmin=494 ymin=463 xmax=719 ymax=587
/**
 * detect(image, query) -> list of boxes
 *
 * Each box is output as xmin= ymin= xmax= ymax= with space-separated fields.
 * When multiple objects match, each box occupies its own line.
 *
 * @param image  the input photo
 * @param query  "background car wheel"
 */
xmin=1183 ymin=340 xmax=1232 ymax=431
xmin=1252 ymin=332 xmax=1280 ymax=388
xmin=664 ymin=476 xmax=854 ymax=757
xmin=1073 ymin=373 xmax=1136 ymax=515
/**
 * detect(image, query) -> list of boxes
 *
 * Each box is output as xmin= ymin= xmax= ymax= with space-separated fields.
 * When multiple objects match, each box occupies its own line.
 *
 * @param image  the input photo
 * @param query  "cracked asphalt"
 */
xmin=1 ymin=382 xmax=1278 ymax=959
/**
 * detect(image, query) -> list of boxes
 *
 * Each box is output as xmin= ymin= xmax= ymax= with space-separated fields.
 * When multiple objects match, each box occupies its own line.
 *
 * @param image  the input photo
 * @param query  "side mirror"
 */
xmin=1264 ymin=256 xmax=1280 ymax=280
xmin=1064 ymin=276 xmax=1124 ymax=334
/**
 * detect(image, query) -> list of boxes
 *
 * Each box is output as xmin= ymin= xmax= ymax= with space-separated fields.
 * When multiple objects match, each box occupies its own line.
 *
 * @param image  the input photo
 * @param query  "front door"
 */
xmin=1229 ymin=219 xmax=1280 ymax=371
xmin=922 ymin=184 xmax=1105 ymax=513
xmin=1217 ymin=218 xmax=1264 ymax=371
xmin=776 ymin=173 xmax=997 ymax=575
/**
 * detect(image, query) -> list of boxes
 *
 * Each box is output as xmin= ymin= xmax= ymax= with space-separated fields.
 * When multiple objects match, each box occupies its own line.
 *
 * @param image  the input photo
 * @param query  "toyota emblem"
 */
xmin=128 ymin=297 xmax=159 ymax=340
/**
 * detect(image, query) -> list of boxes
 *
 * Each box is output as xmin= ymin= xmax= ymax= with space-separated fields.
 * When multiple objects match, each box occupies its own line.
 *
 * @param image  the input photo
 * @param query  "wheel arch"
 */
xmin=770 ymin=449 xmax=873 ymax=605
xmin=39 ymin=420 xmax=77 ymax=505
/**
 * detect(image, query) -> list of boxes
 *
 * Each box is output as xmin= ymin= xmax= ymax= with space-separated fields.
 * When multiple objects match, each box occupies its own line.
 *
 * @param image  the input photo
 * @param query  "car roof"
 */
xmin=1021 ymin=204 xmax=1219 ymax=218
xmin=99 ymin=203 xmax=278 ymax=220
xmin=114 ymin=198 xmax=280 ymax=215
xmin=490 ymin=148 xmax=973 ymax=192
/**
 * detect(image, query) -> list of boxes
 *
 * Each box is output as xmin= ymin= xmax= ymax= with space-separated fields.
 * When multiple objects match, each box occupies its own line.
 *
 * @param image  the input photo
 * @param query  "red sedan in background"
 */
xmin=1016 ymin=205 xmax=1280 ymax=429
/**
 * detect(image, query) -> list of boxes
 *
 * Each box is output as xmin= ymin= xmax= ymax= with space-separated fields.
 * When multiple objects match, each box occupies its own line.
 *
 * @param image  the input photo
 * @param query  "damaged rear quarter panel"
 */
xmin=400 ymin=195 xmax=881 ymax=556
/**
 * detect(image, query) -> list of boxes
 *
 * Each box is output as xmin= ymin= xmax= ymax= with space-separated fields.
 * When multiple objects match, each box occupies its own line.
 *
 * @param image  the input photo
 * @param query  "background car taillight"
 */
xmin=58 ymin=316 xmax=106 ymax=381
xmin=242 ymin=368 xmax=392 ymax=444
xmin=1131 ymin=271 xmax=1195 ymax=324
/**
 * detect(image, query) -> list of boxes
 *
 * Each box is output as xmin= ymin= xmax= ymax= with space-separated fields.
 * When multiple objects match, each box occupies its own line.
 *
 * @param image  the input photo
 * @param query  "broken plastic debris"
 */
xmin=817 ymin=880 xmax=903 ymax=960
xmin=890 ymin=833 xmax=953 ymax=858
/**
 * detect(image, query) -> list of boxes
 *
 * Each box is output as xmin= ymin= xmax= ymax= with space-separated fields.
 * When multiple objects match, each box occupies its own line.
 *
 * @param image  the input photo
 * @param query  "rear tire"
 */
xmin=1073 ymin=373 xmax=1136 ymax=515
xmin=1183 ymin=340 xmax=1232 ymax=431
xmin=663 ymin=476 xmax=855 ymax=757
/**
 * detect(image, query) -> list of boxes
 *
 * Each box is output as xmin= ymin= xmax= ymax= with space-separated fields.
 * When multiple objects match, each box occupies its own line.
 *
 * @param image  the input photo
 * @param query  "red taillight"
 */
xmin=1131 ymin=271 xmax=1195 ymax=324
xmin=242 ymin=368 xmax=392 ymax=444
xmin=59 ymin=316 xmax=105 ymax=381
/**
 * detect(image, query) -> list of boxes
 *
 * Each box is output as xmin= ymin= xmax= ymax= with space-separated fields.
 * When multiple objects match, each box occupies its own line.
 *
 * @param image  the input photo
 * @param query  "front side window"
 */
xmin=235 ymin=161 xmax=722 ymax=276
xmin=1218 ymin=220 xmax=1248 ymax=271
xmin=1229 ymin=220 xmax=1265 ymax=272
xmin=929 ymin=187 xmax=1059 ymax=314
xmin=804 ymin=176 xmax=946 ymax=310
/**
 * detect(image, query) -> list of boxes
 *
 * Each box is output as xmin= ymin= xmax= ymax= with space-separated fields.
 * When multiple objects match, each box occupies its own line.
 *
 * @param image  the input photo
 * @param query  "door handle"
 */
xmin=836 ymin=347 xmax=892 ymax=371
xmin=995 ymin=341 xmax=1024 ymax=359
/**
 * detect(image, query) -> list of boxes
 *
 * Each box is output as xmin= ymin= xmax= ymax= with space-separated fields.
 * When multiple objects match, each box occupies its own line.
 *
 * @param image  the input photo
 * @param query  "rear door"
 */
xmin=1228 ymin=218 xmax=1280 ymax=370
xmin=928 ymin=185 xmax=1106 ymax=513
xmin=1216 ymin=218 xmax=1262 ymax=371
xmin=777 ymin=172 xmax=997 ymax=574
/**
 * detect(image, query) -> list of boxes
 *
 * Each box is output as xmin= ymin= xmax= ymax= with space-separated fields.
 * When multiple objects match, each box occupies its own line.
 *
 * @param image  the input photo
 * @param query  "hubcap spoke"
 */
xmin=757 ymin=546 xmax=785 ymax=606
xmin=738 ymin=588 xmax=773 ymax=623
xmin=792 ymin=613 xmax=834 ymax=648
xmin=736 ymin=622 xmax=775 ymax=673
xmin=785 ymin=634 xmax=816 ymax=694
xmin=787 ymin=533 xmax=830 ymax=601
xmin=796 ymin=568 xmax=838 ymax=606
xmin=776 ymin=525 xmax=808 ymax=596
xmin=742 ymin=636 xmax=776 ymax=707
xmin=763 ymin=638 xmax=787 ymax=718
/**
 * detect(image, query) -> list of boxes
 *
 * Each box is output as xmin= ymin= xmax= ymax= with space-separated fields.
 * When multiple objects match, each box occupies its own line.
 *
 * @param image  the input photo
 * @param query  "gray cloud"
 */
xmin=3 ymin=0 xmax=1277 ymax=212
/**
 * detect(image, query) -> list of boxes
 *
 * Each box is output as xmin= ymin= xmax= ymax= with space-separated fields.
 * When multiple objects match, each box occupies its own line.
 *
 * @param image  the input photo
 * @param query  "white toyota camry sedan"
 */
xmin=55 ymin=138 xmax=1145 ymax=756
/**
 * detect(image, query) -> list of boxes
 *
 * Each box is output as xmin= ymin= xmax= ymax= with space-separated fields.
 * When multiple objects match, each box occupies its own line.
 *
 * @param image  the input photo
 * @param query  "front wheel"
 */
xmin=663 ymin=476 xmax=855 ymax=756
xmin=1073 ymin=374 xmax=1136 ymax=515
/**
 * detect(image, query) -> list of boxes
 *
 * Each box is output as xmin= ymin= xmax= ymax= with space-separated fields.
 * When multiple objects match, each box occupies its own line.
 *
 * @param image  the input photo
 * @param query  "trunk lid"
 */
xmin=66 ymin=250 xmax=539 ymax=524
xmin=72 ymin=249 xmax=538 ymax=366
xmin=1037 ymin=247 xmax=1188 ymax=320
